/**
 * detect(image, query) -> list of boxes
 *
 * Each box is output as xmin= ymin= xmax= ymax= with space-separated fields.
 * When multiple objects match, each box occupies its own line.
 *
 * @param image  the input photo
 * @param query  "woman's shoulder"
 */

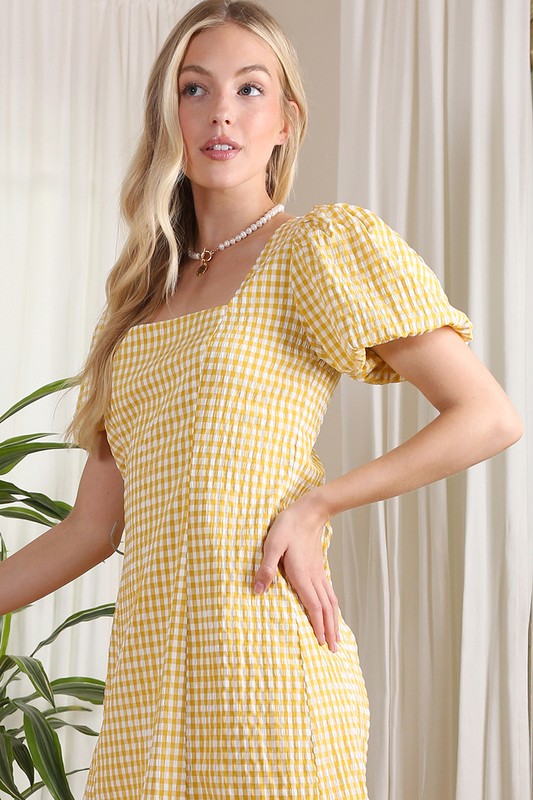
xmin=270 ymin=204 xmax=401 ymax=272
xmin=290 ymin=202 xmax=373 ymax=226
xmin=278 ymin=203 xmax=384 ymax=246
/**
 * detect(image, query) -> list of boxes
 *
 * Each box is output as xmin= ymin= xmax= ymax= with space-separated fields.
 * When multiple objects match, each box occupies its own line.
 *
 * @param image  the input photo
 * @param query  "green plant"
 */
xmin=0 ymin=380 xmax=114 ymax=799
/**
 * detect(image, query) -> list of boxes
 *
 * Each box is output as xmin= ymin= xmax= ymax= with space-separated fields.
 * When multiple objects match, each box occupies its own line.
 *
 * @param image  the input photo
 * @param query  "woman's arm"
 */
xmin=253 ymin=327 xmax=523 ymax=651
xmin=312 ymin=326 xmax=523 ymax=512
xmin=0 ymin=431 xmax=124 ymax=616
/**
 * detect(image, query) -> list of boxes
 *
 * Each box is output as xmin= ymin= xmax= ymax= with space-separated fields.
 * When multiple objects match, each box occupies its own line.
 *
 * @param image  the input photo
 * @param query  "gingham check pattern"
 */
xmin=81 ymin=205 xmax=472 ymax=799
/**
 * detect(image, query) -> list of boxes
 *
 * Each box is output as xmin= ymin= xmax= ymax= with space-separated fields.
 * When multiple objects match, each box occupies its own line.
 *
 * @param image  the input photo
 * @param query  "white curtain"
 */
xmin=333 ymin=1 xmax=532 ymax=799
xmin=1 ymin=1 xmax=531 ymax=799
xmin=0 ymin=2 xmax=197 ymax=797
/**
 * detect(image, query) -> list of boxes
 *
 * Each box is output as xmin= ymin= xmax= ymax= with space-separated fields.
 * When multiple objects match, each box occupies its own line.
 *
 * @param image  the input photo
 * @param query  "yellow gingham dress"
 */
xmin=82 ymin=204 xmax=472 ymax=799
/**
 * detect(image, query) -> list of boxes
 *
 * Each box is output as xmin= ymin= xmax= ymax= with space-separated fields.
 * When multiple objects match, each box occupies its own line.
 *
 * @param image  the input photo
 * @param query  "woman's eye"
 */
xmin=181 ymin=83 xmax=206 ymax=97
xmin=239 ymin=84 xmax=262 ymax=97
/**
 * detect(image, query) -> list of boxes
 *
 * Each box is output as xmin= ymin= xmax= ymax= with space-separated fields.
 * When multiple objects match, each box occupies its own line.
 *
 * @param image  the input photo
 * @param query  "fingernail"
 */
xmin=332 ymin=643 xmax=338 ymax=653
xmin=254 ymin=582 xmax=264 ymax=594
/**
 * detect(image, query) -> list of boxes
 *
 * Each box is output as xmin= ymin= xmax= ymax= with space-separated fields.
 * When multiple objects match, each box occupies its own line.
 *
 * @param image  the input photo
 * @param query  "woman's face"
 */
xmin=178 ymin=23 xmax=290 ymax=197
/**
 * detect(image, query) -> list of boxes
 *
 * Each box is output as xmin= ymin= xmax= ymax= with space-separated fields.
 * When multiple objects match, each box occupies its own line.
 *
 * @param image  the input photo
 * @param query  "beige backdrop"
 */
xmin=1 ymin=1 xmax=531 ymax=799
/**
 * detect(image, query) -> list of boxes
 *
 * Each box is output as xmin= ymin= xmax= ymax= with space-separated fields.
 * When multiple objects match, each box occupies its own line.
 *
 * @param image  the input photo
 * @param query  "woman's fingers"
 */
xmin=252 ymin=504 xmax=339 ymax=652
xmin=253 ymin=529 xmax=286 ymax=594
xmin=310 ymin=580 xmax=338 ymax=652
xmin=290 ymin=575 xmax=326 ymax=645
xmin=285 ymin=567 xmax=338 ymax=652
xmin=321 ymin=577 xmax=341 ymax=644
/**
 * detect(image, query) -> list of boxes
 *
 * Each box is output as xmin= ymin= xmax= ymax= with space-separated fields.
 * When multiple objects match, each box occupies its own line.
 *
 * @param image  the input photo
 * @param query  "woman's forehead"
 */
xmin=181 ymin=22 xmax=280 ymax=74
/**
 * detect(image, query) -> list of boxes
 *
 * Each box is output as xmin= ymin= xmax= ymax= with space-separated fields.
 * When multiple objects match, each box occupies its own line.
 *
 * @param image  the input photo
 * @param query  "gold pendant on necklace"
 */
xmin=196 ymin=247 xmax=214 ymax=276
xmin=188 ymin=204 xmax=285 ymax=276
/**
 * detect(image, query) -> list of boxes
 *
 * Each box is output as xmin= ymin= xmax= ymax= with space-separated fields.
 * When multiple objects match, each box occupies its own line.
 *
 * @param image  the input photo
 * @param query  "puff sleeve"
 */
xmin=289 ymin=204 xmax=473 ymax=384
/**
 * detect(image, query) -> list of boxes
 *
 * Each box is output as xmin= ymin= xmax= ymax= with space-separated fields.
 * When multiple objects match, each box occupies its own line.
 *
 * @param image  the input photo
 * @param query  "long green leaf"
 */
xmin=0 ymin=483 xmax=71 ymax=521
xmin=15 ymin=496 xmax=70 ymax=521
xmin=12 ymin=700 xmax=75 ymax=800
xmin=0 ymin=613 xmax=11 ymax=658
xmin=32 ymin=604 xmax=114 ymax=656
xmin=12 ymin=738 xmax=34 ymax=789
xmin=0 ymin=699 xmax=18 ymax=724
xmin=0 ymin=442 xmax=71 ymax=476
xmin=0 ymin=487 xmax=18 ymax=504
xmin=0 ymin=380 xmax=72 ymax=425
xmin=50 ymin=677 xmax=105 ymax=705
xmin=0 ymin=775 xmax=25 ymax=800
xmin=9 ymin=658 xmax=55 ymax=706
xmin=0 ymin=434 xmax=51 ymax=448
xmin=43 ymin=704 xmax=91 ymax=716
xmin=0 ymin=655 xmax=18 ymax=679
xmin=0 ymin=536 xmax=11 ymax=658
xmin=0 ymin=507 xmax=57 ymax=526
xmin=21 ymin=769 xmax=87 ymax=798
xmin=0 ymin=733 xmax=25 ymax=799
xmin=22 ymin=780 xmax=45 ymax=798
xmin=47 ymin=718 xmax=99 ymax=736
xmin=22 ymin=781 xmax=46 ymax=800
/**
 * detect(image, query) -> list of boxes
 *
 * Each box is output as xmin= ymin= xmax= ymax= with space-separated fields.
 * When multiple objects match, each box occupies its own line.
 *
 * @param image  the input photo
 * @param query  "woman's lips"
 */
xmin=201 ymin=138 xmax=242 ymax=160
xmin=202 ymin=147 xmax=240 ymax=160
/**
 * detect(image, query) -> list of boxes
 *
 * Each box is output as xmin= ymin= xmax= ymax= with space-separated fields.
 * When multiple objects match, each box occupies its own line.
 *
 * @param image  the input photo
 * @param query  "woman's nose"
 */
xmin=210 ymin=95 xmax=234 ymax=126
xmin=211 ymin=111 xmax=232 ymax=125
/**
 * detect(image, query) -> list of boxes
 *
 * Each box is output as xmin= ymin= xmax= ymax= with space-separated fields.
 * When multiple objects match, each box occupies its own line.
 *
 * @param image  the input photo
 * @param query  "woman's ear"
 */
xmin=277 ymin=99 xmax=299 ymax=145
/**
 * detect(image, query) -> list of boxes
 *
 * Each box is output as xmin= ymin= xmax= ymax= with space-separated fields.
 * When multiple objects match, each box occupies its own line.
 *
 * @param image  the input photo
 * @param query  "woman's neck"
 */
xmin=190 ymin=187 xmax=278 ymax=251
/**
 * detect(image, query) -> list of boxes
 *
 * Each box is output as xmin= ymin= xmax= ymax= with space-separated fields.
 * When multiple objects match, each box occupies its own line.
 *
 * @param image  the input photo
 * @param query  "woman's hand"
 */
xmin=253 ymin=492 xmax=340 ymax=652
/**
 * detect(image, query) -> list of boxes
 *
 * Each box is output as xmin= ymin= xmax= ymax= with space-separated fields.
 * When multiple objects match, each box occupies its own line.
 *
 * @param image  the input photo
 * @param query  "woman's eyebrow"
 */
xmin=180 ymin=64 xmax=272 ymax=78
xmin=236 ymin=64 xmax=272 ymax=78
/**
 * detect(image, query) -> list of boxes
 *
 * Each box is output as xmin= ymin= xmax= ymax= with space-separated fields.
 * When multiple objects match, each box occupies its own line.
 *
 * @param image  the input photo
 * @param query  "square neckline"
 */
xmin=129 ymin=215 xmax=300 ymax=332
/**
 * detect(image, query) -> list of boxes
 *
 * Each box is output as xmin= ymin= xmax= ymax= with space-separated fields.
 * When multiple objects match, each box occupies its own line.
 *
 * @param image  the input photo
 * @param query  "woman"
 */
xmin=0 ymin=2 xmax=522 ymax=798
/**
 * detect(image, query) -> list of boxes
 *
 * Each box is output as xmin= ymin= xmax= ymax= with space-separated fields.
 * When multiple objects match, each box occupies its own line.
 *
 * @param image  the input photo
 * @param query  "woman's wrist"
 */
xmin=297 ymin=485 xmax=334 ymax=527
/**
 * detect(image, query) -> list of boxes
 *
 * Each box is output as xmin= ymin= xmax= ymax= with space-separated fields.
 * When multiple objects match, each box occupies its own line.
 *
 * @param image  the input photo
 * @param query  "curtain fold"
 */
xmin=0 ymin=2 xmax=196 ymax=796
xmin=335 ymin=1 xmax=532 ymax=798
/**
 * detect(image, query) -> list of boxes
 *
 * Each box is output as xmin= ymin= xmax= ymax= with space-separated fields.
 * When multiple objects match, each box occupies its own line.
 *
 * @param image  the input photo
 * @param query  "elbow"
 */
xmin=485 ymin=402 xmax=523 ymax=455
xmin=504 ymin=412 xmax=524 ymax=447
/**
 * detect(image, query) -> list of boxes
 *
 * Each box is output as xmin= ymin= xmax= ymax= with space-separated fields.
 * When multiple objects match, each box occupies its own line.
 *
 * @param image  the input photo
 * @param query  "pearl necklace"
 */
xmin=187 ymin=204 xmax=285 ymax=276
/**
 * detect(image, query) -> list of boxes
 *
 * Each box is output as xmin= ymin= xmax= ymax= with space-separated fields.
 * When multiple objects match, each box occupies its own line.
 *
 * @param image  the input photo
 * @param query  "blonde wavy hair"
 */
xmin=67 ymin=0 xmax=308 ymax=453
